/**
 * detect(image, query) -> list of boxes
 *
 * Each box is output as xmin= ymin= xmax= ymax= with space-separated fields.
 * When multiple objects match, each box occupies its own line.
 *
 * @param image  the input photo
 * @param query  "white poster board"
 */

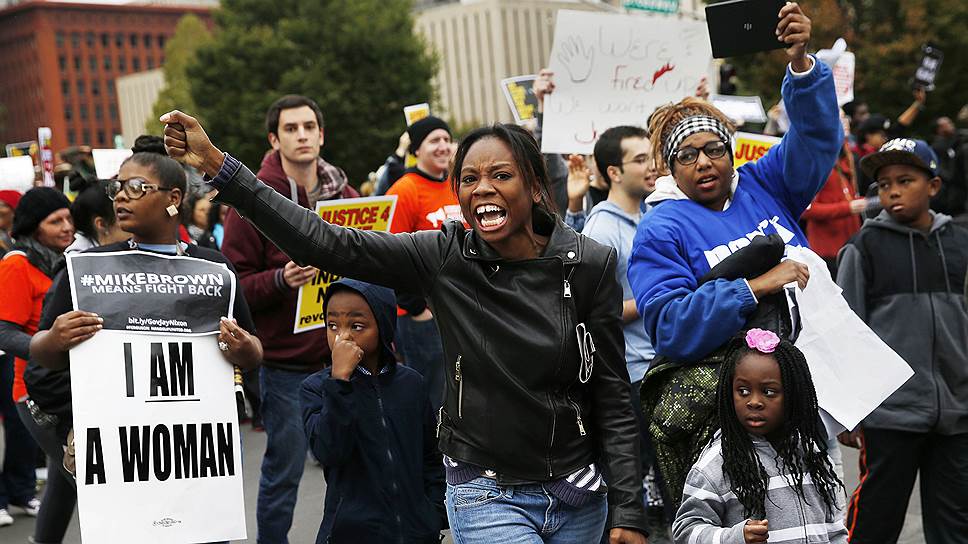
xmin=790 ymin=247 xmax=913 ymax=432
xmin=710 ymin=95 xmax=768 ymax=124
xmin=831 ymin=52 xmax=855 ymax=106
xmin=67 ymin=250 xmax=246 ymax=543
xmin=0 ymin=156 xmax=35 ymax=192
xmin=71 ymin=332 xmax=246 ymax=543
xmin=542 ymin=10 xmax=712 ymax=154
xmin=93 ymin=148 xmax=133 ymax=179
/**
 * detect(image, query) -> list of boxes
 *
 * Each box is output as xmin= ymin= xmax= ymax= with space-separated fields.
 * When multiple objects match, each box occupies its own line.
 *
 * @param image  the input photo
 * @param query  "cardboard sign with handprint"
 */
xmin=542 ymin=10 xmax=713 ymax=155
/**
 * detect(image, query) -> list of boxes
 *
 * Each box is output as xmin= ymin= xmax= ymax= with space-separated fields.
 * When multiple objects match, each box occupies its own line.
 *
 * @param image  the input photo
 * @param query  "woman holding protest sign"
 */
xmin=626 ymin=2 xmax=843 ymax=508
xmin=26 ymin=138 xmax=262 ymax=501
xmin=159 ymin=113 xmax=649 ymax=542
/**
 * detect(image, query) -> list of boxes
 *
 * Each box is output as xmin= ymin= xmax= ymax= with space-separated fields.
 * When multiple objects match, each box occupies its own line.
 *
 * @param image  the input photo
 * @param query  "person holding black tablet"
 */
xmin=627 ymin=1 xmax=842 ymax=508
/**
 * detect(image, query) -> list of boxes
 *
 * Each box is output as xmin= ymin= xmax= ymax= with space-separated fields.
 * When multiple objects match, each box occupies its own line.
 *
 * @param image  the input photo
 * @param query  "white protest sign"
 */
xmin=816 ymin=39 xmax=854 ymax=106
xmin=0 ymin=156 xmax=35 ymax=192
xmin=67 ymin=251 xmax=245 ymax=543
xmin=789 ymin=247 xmax=913 ymax=432
xmin=71 ymin=332 xmax=246 ymax=543
xmin=93 ymin=148 xmax=133 ymax=179
xmin=710 ymin=95 xmax=767 ymax=124
xmin=831 ymin=51 xmax=855 ymax=106
xmin=542 ymin=10 xmax=712 ymax=154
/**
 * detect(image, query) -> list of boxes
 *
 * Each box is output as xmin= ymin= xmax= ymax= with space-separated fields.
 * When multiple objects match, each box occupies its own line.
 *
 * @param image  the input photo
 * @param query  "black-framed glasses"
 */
xmin=674 ymin=140 xmax=728 ymax=166
xmin=107 ymin=177 xmax=172 ymax=201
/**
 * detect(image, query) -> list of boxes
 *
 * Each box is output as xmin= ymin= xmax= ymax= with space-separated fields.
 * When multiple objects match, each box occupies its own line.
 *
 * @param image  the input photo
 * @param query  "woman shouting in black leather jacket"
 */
xmin=160 ymin=112 xmax=648 ymax=543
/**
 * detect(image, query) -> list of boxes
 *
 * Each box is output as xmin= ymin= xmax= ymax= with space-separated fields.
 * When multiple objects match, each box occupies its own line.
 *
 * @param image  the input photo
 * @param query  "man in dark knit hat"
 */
xmin=385 ymin=115 xmax=466 ymax=410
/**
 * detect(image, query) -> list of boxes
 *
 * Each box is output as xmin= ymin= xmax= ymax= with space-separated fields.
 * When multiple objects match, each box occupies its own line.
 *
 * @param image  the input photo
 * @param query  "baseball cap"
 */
xmin=860 ymin=138 xmax=940 ymax=180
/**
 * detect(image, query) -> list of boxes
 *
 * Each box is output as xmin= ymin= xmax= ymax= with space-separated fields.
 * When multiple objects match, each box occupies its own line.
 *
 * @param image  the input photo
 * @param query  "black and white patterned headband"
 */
xmin=664 ymin=115 xmax=732 ymax=167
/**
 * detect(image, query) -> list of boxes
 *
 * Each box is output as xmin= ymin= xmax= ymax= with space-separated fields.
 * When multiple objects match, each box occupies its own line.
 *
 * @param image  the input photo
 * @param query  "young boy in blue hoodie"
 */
xmin=300 ymin=278 xmax=445 ymax=543
xmin=836 ymin=138 xmax=968 ymax=543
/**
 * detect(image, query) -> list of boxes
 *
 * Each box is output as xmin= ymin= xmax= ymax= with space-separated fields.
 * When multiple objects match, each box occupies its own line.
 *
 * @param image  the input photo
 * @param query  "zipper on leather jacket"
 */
xmin=563 ymin=279 xmax=572 ymax=298
xmin=568 ymin=398 xmax=587 ymax=436
xmin=455 ymin=355 xmax=464 ymax=418
xmin=436 ymin=406 xmax=443 ymax=438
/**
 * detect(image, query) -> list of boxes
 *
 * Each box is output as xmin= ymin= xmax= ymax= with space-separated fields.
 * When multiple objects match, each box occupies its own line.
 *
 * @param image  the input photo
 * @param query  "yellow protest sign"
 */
xmin=733 ymin=131 xmax=781 ymax=167
xmin=500 ymin=75 xmax=538 ymax=124
xmin=293 ymin=196 xmax=398 ymax=333
xmin=403 ymin=103 xmax=431 ymax=168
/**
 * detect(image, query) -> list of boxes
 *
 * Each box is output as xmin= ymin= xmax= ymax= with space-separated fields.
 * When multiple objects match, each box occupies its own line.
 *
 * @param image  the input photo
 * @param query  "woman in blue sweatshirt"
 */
xmin=627 ymin=2 xmax=842 ymax=507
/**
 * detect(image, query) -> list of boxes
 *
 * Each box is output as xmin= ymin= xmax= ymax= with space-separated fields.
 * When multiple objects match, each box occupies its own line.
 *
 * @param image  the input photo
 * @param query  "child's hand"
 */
xmin=331 ymin=334 xmax=364 ymax=381
xmin=744 ymin=519 xmax=769 ymax=543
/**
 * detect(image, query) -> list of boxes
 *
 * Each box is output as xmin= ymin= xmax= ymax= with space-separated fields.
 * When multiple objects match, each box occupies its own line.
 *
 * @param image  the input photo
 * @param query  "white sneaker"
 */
xmin=15 ymin=498 xmax=40 ymax=517
xmin=0 ymin=508 xmax=13 ymax=526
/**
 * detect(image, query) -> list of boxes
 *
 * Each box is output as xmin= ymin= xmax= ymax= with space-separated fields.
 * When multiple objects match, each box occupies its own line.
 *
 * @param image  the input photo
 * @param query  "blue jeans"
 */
xmin=0 ymin=353 xmax=36 ymax=509
xmin=446 ymin=477 xmax=607 ymax=544
xmin=396 ymin=314 xmax=445 ymax=410
xmin=256 ymin=366 xmax=310 ymax=544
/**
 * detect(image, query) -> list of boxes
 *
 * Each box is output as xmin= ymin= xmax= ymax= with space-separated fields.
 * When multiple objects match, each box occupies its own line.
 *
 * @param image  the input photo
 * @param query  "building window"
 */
xmin=107 ymin=79 xmax=115 ymax=95
xmin=115 ymin=33 xmax=124 ymax=47
xmin=68 ymin=130 xmax=76 ymax=145
xmin=103 ymin=56 xmax=112 ymax=70
xmin=61 ymin=79 xmax=69 ymax=95
xmin=132 ymin=57 xmax=140 ymax=71
xmin=59 ymin=55 xmax=66 ymax=71
xmin=86 ymin=32 xmax=95 ymax=47
xmin=89 ymin=55 xmax=97 ymax=71
xmin=101 ymin=33 xmax=109 ymax=47
xmin=92 ymin=80 xmax=100 ymax=96
xmin=73 ymin=56 xmax=81 ymax=70
xmin=143 ymin=34 xmax=152 ymax=48
xmin=82 ymin=130 xmax=90 ymax=144
xmin=130 ymin=34 xmax=138 ymax=47
xmin=146 ymin=57 xmax=155 ymax=69
xmin=65 ymin=105 xmax=72 ymax=121
xmin=56 ymin=31 xmax=65 ymax=47
xmin=76 ymin=80 xmax=85 ymax=95
xmin=95 ymin=104 xmax=103 ymax=119
xmin=71 ymin=32 xmax=80 ymax=48
xmin=157 ymin=35 xmax=166 ymax=49
xmin=80 ymin=104 xmax=88 ymax=120
xmin=109 ymin=103 xmax=118 ymax=120
xmin=97 ymin=130 xmax=106 ymax=145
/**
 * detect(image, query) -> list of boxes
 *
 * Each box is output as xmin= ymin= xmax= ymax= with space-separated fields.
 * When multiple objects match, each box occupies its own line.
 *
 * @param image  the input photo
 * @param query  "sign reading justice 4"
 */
xmin=732 ymin=131 xmax=781 ymax=168
xmin=71 ymin=332 xmax=245 ymax=543
xmin=294 ymin=195 xmax=397 ymax=333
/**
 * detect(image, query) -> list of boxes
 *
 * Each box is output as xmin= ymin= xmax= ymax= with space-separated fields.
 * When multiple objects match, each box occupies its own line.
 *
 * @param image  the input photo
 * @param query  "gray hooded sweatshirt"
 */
xmin=837 ymin=210 xmax=968 ymax=434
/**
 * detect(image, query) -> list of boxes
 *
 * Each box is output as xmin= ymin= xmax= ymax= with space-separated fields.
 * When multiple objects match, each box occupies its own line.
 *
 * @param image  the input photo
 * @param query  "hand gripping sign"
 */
xmin=66 ymin=250 xmax=246 ymax=543
xmin=294 ymin=196 xmax=397 ymax=333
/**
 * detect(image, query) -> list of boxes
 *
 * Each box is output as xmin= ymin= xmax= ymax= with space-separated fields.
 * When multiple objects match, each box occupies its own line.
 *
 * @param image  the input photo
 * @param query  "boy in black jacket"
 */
xmin=836 ymin=138 xmax=968 ymax=543
xmin=300 ymin=278 xmax=445 ymax=543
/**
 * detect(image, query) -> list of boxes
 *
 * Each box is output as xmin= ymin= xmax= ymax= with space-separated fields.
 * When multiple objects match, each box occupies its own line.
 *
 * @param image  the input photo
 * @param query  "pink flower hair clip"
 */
xmin=745 ymin=328 xmax=780 ymax=354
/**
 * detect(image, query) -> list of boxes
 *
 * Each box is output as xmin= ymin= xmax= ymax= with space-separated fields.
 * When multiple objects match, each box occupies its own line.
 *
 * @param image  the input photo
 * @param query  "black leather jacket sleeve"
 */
xmin=588 ymin=249 xmax=648 ymax=533
xmin=212 ymin=162 xmax=454 ymax=295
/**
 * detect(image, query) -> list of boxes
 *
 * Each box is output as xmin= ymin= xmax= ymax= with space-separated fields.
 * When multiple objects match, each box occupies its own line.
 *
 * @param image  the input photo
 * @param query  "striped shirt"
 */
xmin=673 ymin=431 xmax=847 ymax=544
xmin=443 ymin=455 xmax=604 ymax=507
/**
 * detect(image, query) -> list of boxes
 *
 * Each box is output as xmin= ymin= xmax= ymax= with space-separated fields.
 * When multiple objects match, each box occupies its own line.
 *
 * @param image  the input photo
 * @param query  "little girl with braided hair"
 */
xmin=673 ymin=329 xmax=846 ymax=544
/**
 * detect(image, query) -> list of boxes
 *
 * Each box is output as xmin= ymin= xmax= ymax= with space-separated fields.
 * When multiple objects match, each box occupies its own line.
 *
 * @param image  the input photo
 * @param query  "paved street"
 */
xmin=2 ymin=424 xmax=923 ymax=543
